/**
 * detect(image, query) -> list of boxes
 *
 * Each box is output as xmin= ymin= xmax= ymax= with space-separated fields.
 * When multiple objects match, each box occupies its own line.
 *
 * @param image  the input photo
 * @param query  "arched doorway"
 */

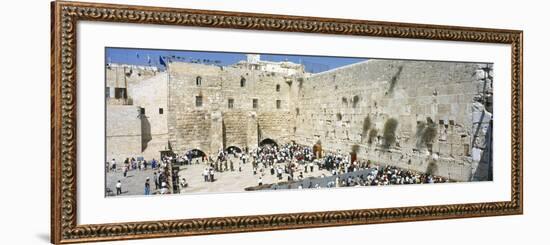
xmin=226 ymin=146 xmax=242 ymax=154
xmin=259 ymin=138 xmax=278 ymax=147
xmin=313 ymin=143 xmax=323 ymax=159
xmin=185 ymin=149 xmax=206 ymax=164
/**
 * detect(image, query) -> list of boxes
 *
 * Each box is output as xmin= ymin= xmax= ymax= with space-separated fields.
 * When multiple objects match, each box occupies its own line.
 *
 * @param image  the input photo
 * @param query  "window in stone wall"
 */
xmin=296 ymin=108 xmax=300 ymax=115
xmin=240 ymin=77 xmax=246 ymax=87
xmin=228 ymin=98 xmax=234 ymax=109
xmin=195 ymin=96 xmax=203 ymax=107
xmin=252 ymin=99 xmax=258 ymax=109
xmin=159 ymin=108 xmax=163 ymax=114
xmin=114 ymin=87 xmax=127 ymax=99
xmin=276 ymin=84 xmax=280 ymax=92
xmin=196 ymin=76 xmax=202 ymax=86
xmin=276 ymin=100 xmax=281 ymax=109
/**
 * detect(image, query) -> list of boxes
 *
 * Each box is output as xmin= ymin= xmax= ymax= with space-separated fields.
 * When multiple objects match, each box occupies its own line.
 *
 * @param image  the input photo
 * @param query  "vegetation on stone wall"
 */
xmin=352 ymin=95 xmax=360 ymax=108
xmin=382 ymin=118 xmax=399 ymax=147
xmin=416 ymin=117 xmax=437 ymax=148
xmin=351 ymin=144 xmax=360 ymax=154
xmin=368 ymin=128 xmax=378 ymax=144
xmin=297 ymin=77 xmax=304 ymax=88
xmin=362 ymin=115 xmax=371 ymax=142
xmin=426 ymin=159 xmax=438 ymax=176
xmin=387 ymin=65 xmax=403 ymax=95
xmin=336 ymin=113 xmax=342 ymax=121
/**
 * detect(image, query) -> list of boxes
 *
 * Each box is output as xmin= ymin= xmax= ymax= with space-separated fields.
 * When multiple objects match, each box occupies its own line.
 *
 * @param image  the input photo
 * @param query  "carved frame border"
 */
xmin=51 ymin=1 xmax=523 ymax=244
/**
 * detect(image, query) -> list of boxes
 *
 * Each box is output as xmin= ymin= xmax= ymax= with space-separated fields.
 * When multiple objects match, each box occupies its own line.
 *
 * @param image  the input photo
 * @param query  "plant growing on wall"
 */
xmin=351 ymin=144 xmax=360 ymax=154
xmin=297 ymin=77 xmax=304 ymax=89
xmin=426 ymin=159 xmax=438 ymax=176
xmin=368 ymin=128 xmax=378 ymax=145
xmin=361 ymin=115 xmax=371 ymax=142
xmin=382 ymin=118 xmax=398 ymax=148
xmin=387 ymin=65 xmax=403 ymax=95
xmin=352 ymin=95 xmax=360 ymax=108
xmin=416 ymin=117 xmax=438 ymax=148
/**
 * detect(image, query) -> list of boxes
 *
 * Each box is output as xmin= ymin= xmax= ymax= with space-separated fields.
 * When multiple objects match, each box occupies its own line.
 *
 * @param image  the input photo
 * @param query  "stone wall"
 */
xmin=257 ymin=112 xmax=294 ymax=144
xmin=127 ymin=72 xmax=169 ymax=160
xmin=106 ymin=105 xmax=142 ymax=163
xmin=166 ymin=62 xmax=301 ymax=155
xmin=106 ymin=65 xmax=168 ymax=161
xmin=106 ymin=64 xmax=158 ymax=88
xmin=293 ymin=60 xmax=492 ymax=181
xmin=222 ymin=111 xmax=249 ymax=150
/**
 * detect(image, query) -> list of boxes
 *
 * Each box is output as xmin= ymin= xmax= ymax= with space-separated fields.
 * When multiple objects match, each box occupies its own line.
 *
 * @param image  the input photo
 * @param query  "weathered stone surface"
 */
xmin=106 ymin=105 xmax=142 ymax=163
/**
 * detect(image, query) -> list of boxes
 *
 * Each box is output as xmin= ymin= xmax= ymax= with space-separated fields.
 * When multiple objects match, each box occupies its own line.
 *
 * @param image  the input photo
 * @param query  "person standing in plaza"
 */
xmin=258 ymin=176 xmax=263 ymax=186
xmin=160 ymin=182 xmax=168 ymax=194
xmin=209 ymin=167 xmax=214 ymax=182
xmin=153 ymin=172 xmax=159 ymax=190
xmin=203 ymin=167 xmax=209 ymax=182
xmin=144 ymin=177 xmax=150 ymax=195
xmin=123 ymin=165 xmax=128 ymax=178
xmin=110 ymin=158 xmax=116 ymax=172
xmin=116 ymin=180 xmax=122 ymax=195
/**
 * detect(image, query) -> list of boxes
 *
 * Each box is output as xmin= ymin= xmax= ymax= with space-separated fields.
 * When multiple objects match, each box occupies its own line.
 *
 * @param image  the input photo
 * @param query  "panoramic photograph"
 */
xmin=104 ymin=47 xmax=493 ymax=197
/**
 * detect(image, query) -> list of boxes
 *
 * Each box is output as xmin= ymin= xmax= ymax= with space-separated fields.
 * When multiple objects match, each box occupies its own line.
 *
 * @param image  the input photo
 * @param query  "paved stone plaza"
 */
xmin=106 ymin=156 xmax=333 ymax=196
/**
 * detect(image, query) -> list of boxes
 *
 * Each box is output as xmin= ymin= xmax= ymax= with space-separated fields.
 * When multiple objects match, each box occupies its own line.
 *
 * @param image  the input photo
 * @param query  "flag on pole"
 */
xmin=159 ymin=56 xmax=167 ymax=67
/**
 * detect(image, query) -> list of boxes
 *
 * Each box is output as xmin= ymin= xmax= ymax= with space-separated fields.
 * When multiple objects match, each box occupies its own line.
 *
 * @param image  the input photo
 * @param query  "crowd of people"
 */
xmin=107 ymin=141 xmax=449 ymax=196
xmin=245 ymin=143 xmax=449 ymax=189
xmin=302 ymin=164 xmax=449 ymax=190
xmin=107 ymin=155 xmax=175 ymax=196
xmin=178 ymin=141 xmax=450 ymax=189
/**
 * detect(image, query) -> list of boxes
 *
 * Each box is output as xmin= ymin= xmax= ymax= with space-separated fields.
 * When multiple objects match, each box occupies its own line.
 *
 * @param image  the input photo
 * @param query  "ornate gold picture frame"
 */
xmin=51 ymin=0 xmax=523 ymax=243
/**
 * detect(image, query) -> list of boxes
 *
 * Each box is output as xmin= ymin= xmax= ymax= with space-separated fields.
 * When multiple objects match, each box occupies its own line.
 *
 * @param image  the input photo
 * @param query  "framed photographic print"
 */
xmin=51 ymin=0 xmax=523 ymax=243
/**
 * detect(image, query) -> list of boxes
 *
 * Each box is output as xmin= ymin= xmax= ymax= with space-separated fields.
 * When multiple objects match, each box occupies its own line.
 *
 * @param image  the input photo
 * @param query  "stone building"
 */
xmin=106 ymin=55 xmax=493 ymax=181
xmin=106 ymin=63 xmax=168 ymax=162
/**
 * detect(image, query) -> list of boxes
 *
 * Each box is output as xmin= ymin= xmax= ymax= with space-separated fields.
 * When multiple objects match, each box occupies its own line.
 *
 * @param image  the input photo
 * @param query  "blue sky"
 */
xmin=106 ymin=47 xmax=367 ymax=73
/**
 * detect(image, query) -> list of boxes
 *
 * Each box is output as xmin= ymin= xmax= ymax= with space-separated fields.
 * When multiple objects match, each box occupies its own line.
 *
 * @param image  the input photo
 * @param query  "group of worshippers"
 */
xmin=243 ymin=143 xmax=450 ymax=189
xmin=112 ymin=142 xmax=449 ymax=195
xmin=107 ymin=157 xmax=161 ymax=175
xmin=199 ymin=147 xmax=250 ymax=182
xmin=172 ymin=150 xmax=210 ymax=165
xmin=248 ymin=143 xmax=323 ymax=184
xmin=307 ymin=164 xmax=449 ymax=189
xmin=108 ymin=155 xmax=173 ymax=196
xmin=362 ymin=165 xmax=448 ymax=186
